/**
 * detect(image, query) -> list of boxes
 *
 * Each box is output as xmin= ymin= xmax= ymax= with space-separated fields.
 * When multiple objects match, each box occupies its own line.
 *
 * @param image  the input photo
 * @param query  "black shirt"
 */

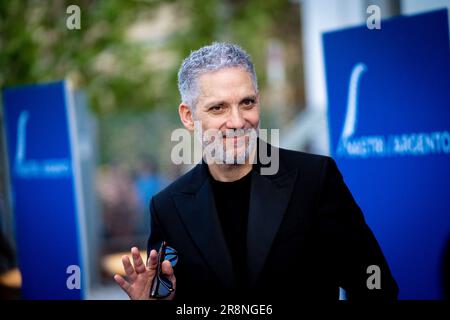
xmin=209 ymin=168 xmax=252 ymax=289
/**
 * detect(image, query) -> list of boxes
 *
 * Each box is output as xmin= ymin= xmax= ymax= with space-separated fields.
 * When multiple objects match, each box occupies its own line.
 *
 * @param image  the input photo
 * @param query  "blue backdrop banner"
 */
xmin=324 ymin=9 xmax=450 ymax=299
xmin=2 ymin=80 xmax=86 ymax=299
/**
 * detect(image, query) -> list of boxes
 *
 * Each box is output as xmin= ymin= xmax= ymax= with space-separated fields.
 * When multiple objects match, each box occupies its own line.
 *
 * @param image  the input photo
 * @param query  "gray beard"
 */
xmin=201 ymin=127 xmax=259 ymax=165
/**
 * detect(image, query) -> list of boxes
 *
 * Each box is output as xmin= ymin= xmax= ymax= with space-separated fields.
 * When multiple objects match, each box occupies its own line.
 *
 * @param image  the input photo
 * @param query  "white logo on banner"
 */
xmin=14 ymin=110 xmax=71 ymax=178
xmin=337 ymin=63 xmax=450 ymax=158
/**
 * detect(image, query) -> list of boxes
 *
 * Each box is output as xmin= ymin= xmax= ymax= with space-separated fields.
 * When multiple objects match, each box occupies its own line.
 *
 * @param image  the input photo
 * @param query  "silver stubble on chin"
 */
xmin=201 ymin=127 xmax=259 ymax=165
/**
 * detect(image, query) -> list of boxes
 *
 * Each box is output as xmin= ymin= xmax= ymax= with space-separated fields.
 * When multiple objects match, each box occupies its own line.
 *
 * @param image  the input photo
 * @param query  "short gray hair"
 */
xmin=177 ymin=42 xmax=258 ymax=109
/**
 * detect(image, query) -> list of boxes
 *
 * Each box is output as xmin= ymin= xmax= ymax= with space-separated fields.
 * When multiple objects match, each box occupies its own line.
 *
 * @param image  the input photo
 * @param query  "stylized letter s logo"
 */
xmin=341 ymin=63 xmax=367 ymax=140
xmin=337 ymin=63 xmax=367 ymax=157
xmin=15 ymin=110 xmax=30 ymax=173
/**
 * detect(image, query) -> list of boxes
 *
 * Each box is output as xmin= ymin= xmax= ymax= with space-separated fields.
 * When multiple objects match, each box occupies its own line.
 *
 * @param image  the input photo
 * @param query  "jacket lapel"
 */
xmin=171 ymin=143 xmax=298 ymax=289
xmin=247 ymin=162 xmax=298 ymax=286
xmin=172 ymin=164 xmax=236 ymax=289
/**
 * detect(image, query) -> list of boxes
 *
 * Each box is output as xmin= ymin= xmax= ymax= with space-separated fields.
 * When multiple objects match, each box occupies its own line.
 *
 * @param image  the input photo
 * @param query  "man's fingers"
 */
xmin=131 ymin=247 xmax=146 ymax=274
xmin=161 ymin=260 xmax=176 ymax=291
xmin=161 ymin=260 xmax=175 ymax=278
xmin=147 ymin=249 xmax=158 ymax=270
xmin=114 ymin=274 xmax=131 ymax=292
xmin=122 ymin=255 xmax=137 ymax=282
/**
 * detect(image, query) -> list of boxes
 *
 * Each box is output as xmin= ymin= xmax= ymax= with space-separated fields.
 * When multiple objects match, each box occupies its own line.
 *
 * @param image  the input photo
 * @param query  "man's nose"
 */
xmin=226 ymin=107 xmax=245 ymax=129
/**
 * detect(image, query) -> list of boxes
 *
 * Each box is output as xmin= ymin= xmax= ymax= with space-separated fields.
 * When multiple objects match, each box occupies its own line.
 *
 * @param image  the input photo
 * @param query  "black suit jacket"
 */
xmin=147 ymin=144 xmax=398 ymax=302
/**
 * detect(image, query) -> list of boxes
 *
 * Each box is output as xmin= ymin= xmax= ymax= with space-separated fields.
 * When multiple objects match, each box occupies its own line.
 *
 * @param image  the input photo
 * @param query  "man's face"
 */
xmin=191 ymin=67 xmax=260 ymax=164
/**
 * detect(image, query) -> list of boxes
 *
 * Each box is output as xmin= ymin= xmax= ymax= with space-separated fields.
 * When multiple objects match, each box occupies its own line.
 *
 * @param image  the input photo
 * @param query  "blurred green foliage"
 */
xmin=1 ymin=0 xmax=300 ymax=114
xmin=1 ymin=0 xmax=303 ymax=167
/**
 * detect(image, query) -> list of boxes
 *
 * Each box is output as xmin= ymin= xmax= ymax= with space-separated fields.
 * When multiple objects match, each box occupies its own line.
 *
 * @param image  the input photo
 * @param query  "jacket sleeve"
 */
xmin=146 ymin=197 xmax=165 ymax=260
xmin=146 ymin=197 xmax=181 ymax=302
xmin=316 ymin=157 xmax=399 ymax=300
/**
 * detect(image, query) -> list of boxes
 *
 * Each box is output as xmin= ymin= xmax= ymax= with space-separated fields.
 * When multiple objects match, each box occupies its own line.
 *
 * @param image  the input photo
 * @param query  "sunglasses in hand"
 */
xmin=149 ymin=241 xmax=178 ymax=298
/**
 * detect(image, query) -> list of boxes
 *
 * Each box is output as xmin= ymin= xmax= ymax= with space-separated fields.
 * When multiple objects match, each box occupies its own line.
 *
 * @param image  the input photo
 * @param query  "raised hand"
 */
xmin=113 ymin=246 xmax=176 ymax=300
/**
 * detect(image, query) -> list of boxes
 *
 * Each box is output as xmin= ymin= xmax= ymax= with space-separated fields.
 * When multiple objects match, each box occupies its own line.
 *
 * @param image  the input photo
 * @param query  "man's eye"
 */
xmin=242 ymin=99 xmax=255 ymax=107
xmin=210 ymin=105 xmax=224 ymax=112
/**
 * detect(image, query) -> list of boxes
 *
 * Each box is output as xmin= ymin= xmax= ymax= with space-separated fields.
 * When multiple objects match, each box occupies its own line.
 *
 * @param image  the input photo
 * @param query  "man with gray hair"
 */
xmin=114 ymin=42 xmax=398 ymax=302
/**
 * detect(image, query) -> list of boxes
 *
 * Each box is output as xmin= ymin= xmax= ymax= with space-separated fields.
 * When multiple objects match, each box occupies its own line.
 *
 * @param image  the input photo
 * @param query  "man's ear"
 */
xmin=179 ymin=103 xmax=195 ymax=131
